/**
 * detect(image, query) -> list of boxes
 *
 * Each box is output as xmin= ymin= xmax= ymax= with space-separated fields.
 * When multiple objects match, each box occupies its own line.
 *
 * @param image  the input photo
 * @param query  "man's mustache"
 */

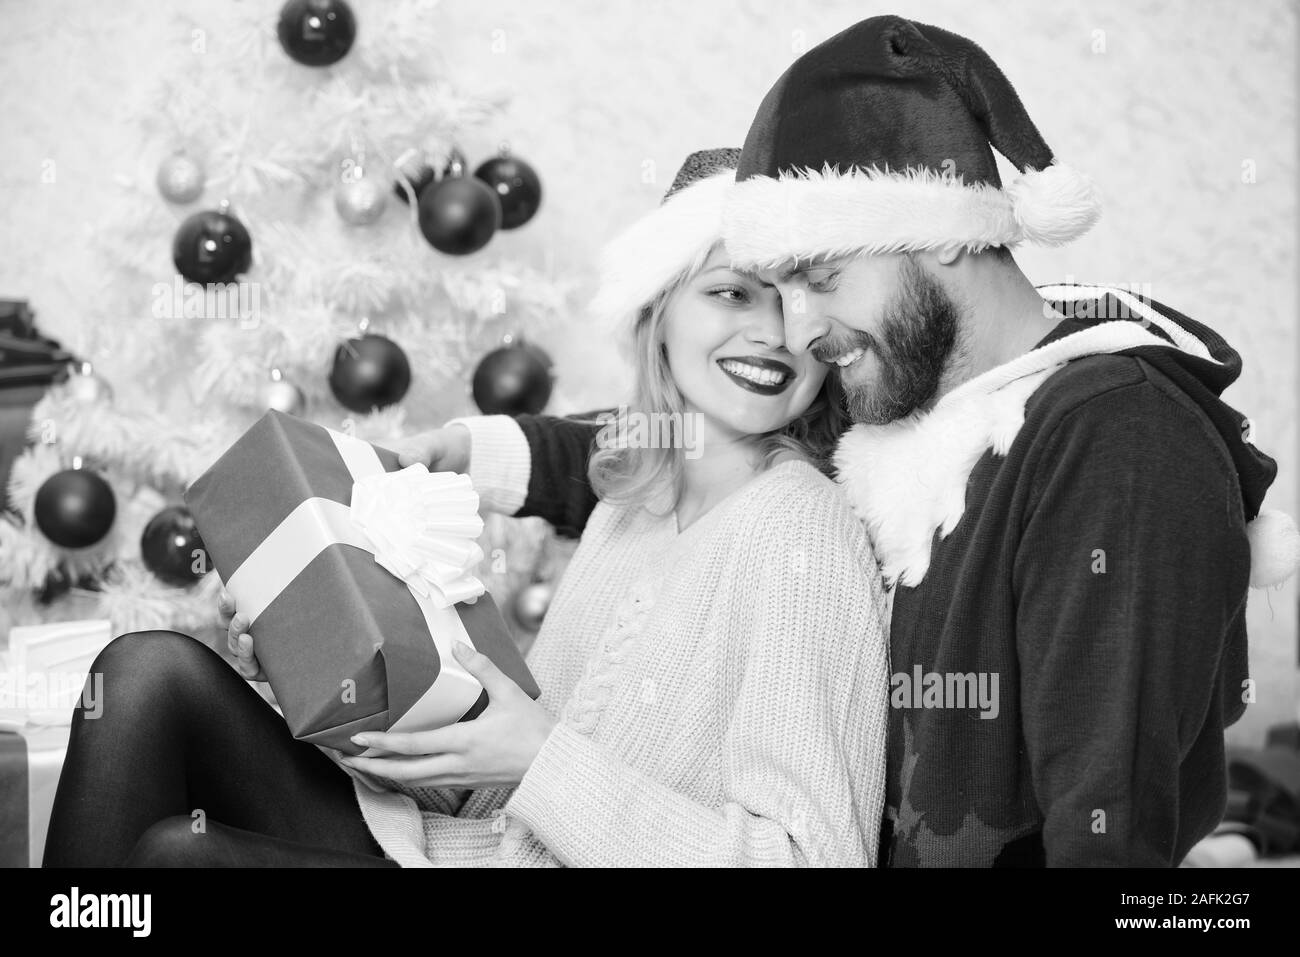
xmin=811 ymin=330 xmax=877 ymax=365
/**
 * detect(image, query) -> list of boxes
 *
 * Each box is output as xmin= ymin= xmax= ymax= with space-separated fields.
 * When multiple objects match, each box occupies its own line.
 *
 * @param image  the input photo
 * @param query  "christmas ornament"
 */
xmin=334 ymin=167 xmax=388 ymax=226
xmin=329 ymin=333 xmax=411 ymax=412
xmin=513 ymin=582 xmax=553 ymax=631
xmin=475 ymin=153 xmax=542 ymax=229
xmin=440 ymin=147 xmax=468 ymax=179
xmin=34 ymin=467 xmax=116 ymax=549
xmin=277 ymin=0 xmax=357 ymax=67
xmin=258 ymin=367 xmax=306 ymax=416
xmin=392 ymin=150 xmax=435 ymax=205
xmin=156 ymin=152 xmax=206 ymax=204
xmin=65 ymin=361 xmax=113 ymax=404
xmin=418 ymin=174 xmax=501 ymax=255
xmin=172 ymin=204 xmax=252 ymax=284
xmin=141 ymin=505 xmax=209 ymax=586
xmin=471 ymin=340 xmax=554 ymax=416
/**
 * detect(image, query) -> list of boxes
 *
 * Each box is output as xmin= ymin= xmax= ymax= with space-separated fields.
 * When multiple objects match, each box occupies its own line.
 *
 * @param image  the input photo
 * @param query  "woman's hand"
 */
xmin=217 ymin=587 xmax=267 ymax=682
xmin=387 ymin=424 xmax=471 ymax=473
xmin=338 ymin=642 xmax=555 ymax=790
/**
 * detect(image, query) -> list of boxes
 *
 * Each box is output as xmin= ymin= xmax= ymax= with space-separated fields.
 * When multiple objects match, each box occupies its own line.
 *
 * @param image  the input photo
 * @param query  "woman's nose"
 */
xmin=743 ymin=304 xmax=788 ymax=351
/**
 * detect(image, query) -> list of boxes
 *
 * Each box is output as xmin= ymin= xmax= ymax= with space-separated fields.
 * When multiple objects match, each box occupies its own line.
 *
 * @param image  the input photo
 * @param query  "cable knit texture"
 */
xmin=348 ymin=459 xmax=890 ymax=867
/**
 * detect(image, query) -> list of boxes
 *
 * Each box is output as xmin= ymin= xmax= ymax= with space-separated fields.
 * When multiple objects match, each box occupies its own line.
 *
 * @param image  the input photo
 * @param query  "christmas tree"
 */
xmin=0 ymin=0 xmax=570 ymax=646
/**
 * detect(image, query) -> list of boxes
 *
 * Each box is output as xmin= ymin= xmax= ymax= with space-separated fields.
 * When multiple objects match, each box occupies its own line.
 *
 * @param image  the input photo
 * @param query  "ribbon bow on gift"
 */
xmin=350 ymin=465 xmax=485 ymax=608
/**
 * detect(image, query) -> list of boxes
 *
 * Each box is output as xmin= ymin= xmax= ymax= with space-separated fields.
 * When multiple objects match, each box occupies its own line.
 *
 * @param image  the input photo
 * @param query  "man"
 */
xmin=401 ymin=15 xmax=1295 ymax=866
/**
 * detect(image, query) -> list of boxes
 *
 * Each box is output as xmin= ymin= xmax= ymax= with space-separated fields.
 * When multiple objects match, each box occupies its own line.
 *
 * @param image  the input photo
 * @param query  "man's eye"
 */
xmin=806 ymin=273 xmax=839 ymax=293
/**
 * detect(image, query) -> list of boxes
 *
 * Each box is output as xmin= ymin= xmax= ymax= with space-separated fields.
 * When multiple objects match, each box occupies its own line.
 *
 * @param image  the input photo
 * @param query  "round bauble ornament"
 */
xmin=277 ymin=0 xmax=357 ymax=67
xmin=471 ymin=340 xmax=554 ymax=416
xmin=328 ymin=333 xmax=412 ymax=412
xmin=141 ymin=505 xmax=209 ymax=586
xmin=34 ymin=468 xmax=116 ymax=549
xmin=172 ymin=207 xmax=252 ymax=284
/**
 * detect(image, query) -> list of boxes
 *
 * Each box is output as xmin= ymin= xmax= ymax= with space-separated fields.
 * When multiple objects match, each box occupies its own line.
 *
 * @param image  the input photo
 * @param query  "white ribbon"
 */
xmin=226 ymin=429 xmax=488 ymax=735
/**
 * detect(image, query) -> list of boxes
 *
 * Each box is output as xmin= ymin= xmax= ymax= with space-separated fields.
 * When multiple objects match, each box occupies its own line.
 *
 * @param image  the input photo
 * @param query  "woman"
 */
xmin=44 ymin=150 xmax=890 ymax=868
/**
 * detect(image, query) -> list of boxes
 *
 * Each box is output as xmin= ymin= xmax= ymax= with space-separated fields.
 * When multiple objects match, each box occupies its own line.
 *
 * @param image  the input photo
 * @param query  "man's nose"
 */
xmin=781 ymin=296 xmax=831 ymax=357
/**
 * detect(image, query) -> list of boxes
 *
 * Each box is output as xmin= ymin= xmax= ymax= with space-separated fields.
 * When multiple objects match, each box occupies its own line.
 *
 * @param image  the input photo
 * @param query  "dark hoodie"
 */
xmin=505 ymin=285 xmax=1280 ymax=868
xmin=873 ymin=285 xmax=1278 ymax=867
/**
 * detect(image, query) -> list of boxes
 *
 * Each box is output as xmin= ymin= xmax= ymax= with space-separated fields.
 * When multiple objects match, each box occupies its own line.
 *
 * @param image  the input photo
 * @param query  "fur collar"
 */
xmin=833 ymin=309 xmax=1177 ymax=588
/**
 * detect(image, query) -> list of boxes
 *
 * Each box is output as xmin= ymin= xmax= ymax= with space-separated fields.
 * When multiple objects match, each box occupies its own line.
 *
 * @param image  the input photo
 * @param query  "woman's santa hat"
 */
xmin=722 ymin=15 xmax=1101 ymax=265
xmin=590 ymin=148 xmax=739 ymax=336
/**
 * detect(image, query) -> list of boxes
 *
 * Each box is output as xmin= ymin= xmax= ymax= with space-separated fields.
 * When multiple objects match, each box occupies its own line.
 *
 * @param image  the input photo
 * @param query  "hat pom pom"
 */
xmin=1247 ymin=508 xmax=1300 ymax=589
xmin=1006 ymin=163 xmax=1101 ymax=246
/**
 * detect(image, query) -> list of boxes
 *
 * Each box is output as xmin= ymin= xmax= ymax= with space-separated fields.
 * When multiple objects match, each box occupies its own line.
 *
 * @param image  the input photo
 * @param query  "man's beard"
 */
xmin=816 ymin=257 xmax=962 ymax=425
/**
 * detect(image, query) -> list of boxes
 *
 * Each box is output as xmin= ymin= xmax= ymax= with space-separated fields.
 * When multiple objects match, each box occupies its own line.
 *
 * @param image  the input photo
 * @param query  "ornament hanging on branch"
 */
xmin=258 ymin=367 xmax=306 ymax=416
xmin=141 ymin=505 xmax=209 ymax=586
xmin=392 ymin=149 xmax=436 ymax=206
xmin=512 ymin=581 xmax=554 ymax=632
xmin=34 ymin=462 xmax=117 ymax=550
xmin=65 ymin=361 xmax=114 ymax=405
xmin=172 ymin=202 xmax=253 ymax=284
xmin=475 ymin=150 xmax=542 ymax=230
xmin=329 ymin=329 xmax=411 ymax=413
xmin=418 ymin=164 xmax=501 ymax=256
xmin=156 ymin=151 xmax=206 ymax=204
xmin=334 ymin=159 xmax=388 ymax=226
xmin=471 ymin=338 xmax=554 ymax=416
xmin=277 ymin=0 xmax=357 ymax=67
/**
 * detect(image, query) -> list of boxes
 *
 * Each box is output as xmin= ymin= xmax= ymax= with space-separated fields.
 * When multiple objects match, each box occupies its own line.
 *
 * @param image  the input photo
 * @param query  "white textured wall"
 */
xmin=1 ymin=0 xmax=1295 ymax=744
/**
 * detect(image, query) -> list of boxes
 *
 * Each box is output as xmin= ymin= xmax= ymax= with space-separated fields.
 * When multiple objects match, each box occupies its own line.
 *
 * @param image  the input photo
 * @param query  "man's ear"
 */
xmin=935 ymin=245 xmax=963 ymax=267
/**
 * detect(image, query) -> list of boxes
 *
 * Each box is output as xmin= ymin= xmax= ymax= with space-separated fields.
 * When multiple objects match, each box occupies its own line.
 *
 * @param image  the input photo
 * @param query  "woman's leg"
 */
xmin=44 ymin=630 xmax=386 ymax=867
xmin=124 ymin=817 xmax=397 ymax=868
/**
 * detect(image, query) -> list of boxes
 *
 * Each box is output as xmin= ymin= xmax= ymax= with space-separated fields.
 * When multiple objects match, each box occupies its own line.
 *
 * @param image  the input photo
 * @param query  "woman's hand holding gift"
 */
xmin=217 ymin=587 xmax=267 ymax=682
xmin=338 ymin=641 xmax=556 ymax=789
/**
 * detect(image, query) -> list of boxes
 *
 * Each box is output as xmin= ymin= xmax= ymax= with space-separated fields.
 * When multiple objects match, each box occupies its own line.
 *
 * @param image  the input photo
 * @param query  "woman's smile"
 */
xmin=716 ymin=355 xmax=796 ymax=396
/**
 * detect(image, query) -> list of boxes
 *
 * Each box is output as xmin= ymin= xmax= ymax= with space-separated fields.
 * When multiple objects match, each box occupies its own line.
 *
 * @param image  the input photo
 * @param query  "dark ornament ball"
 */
xmin=417 ymin=176 xmax=501 ymax=255
xmin=474 ymin=155 xmax=542 ymax=230
xmin=471 ymin=341 xmax=554 ymax=416
xmin=141 ymin=505 xmax=209 ymax=586
xmin=277 ymin=0 xmax=357 ymax=67
xmin=34 ymin=468 xmax=117 ymax=549
xmin=172 ymin=209 xmax=253 ymax=284
xmin=328 ymin=333 xmax=412 ymax=412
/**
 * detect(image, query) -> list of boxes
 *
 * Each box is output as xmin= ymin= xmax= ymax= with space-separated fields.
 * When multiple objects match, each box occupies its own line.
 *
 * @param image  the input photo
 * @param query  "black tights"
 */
xmin=43 ymin=630 xmax=397 ymax=867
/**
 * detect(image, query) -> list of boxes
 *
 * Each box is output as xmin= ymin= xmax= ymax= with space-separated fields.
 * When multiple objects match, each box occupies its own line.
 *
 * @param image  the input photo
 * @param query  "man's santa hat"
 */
xmin=722 ymin=15 xmax=1101 ymax=265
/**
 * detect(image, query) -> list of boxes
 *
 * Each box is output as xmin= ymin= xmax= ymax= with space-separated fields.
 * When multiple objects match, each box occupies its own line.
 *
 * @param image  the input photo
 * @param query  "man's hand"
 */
xmin=217 ymin=587 xmax=267 ymax=682
xmin=338 ymin=641 xmax=555 ymax=789
xmin=387 ymin=424 xmax=471 ymax=473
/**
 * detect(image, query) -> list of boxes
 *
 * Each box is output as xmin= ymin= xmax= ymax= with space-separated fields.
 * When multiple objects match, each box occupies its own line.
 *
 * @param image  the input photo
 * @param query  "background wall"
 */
xmin=1 ymin=0 xmax=1295 ymax=744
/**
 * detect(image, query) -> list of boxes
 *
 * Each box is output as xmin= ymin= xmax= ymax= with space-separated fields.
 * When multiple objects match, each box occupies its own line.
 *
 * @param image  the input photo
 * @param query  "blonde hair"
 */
xmin=587 ymin=247 xmax=849 ymax=513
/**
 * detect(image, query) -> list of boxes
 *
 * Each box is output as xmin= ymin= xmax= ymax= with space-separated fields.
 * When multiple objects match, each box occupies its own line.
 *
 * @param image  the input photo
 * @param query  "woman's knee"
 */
xmin=124 ymin=815 xmax=216 ymax=867
xmin=92 ymin=630 xmax=217 ymax=684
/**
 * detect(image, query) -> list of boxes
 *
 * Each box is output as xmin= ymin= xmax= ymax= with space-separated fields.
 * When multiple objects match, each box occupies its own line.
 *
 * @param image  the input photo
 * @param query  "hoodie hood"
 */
xmin=834 ymin=283 xmax=1296 ymax=589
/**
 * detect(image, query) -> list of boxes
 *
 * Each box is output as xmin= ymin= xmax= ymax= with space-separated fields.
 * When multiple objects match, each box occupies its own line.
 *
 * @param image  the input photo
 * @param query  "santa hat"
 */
xmin=722 ymin=15 xmax=1100 ymax=266
xmin=590 ymin=148 xmax=739 ymax=334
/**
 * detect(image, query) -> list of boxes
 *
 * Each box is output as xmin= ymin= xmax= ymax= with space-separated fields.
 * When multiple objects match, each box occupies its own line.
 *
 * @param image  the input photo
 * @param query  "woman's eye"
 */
xmin=806 ymin=273 xmax=839 ymax=293
xmin=707 ymin=285 xmax=750 ymax=304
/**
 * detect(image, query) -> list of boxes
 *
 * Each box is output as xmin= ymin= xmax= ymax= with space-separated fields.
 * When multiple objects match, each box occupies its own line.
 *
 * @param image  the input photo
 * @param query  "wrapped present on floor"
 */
xmin=0 ymin=618 xmax=115 ymax=867
xmin=184 ymin=410 xmax=540 ymax=756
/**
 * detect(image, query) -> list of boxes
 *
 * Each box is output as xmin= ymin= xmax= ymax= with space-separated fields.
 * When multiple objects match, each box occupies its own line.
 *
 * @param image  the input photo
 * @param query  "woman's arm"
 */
xmin=501 ymin=486 xmax=891 ymax=867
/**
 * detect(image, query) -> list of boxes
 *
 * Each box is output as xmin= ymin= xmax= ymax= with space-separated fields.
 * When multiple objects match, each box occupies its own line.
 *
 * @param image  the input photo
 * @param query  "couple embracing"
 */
xmin=46 ymin=15 xmax=1291 ymax=868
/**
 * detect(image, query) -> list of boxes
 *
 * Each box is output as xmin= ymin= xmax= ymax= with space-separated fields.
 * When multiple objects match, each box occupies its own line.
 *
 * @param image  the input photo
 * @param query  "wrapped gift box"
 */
xmin=185 ymin=410 xmax=539 ymax=755
xmin=0 ymin=618 xmax=115 ymax=867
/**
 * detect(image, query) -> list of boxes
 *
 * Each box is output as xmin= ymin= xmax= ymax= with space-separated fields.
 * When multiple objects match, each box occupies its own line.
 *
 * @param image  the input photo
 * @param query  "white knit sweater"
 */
xmin=347 ymin=456 xmax=890 ymax=867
